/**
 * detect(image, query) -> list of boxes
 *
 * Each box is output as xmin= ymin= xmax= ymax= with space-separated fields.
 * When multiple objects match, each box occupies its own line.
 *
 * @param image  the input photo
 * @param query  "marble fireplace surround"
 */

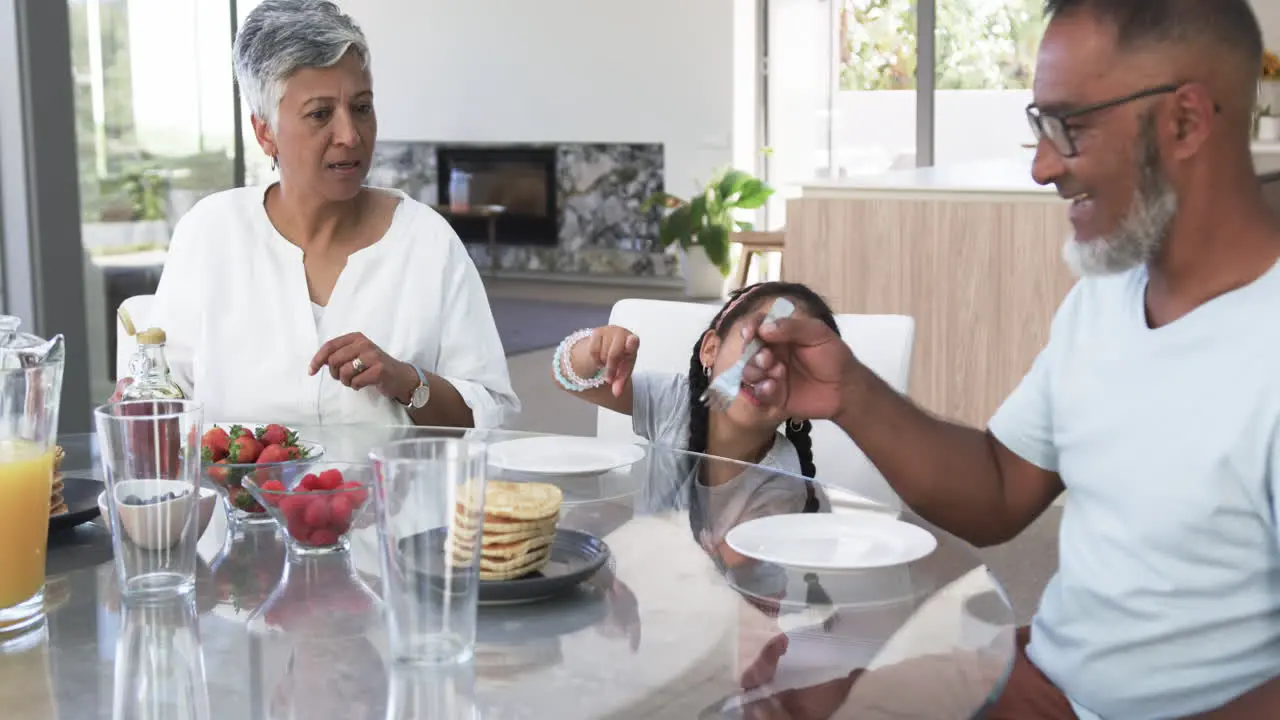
xmin=368 ymin=141 xmax=678 ymax=278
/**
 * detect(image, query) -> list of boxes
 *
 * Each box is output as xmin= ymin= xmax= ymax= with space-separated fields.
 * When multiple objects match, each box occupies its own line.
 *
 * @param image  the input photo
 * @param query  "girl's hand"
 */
xmin=572 ymin=325 xmax=640 ymax=397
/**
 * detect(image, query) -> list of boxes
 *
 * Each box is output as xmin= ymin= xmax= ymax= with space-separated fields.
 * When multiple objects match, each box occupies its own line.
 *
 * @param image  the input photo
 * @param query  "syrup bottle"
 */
xmin=119 ymin=327 xmax=185 ymax=480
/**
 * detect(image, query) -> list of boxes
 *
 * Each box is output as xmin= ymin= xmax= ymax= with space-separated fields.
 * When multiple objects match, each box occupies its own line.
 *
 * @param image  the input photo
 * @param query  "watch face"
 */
xmin=411 ymin=384 xmax=430 ymax=408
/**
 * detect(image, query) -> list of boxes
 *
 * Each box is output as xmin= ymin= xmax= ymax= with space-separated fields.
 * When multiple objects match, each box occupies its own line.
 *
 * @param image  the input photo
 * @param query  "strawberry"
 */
xmin=259 ymin=479 xmax=286 ymax=506
xmin=227 ymin=434 xmax=262 ymax=464
xmin=304 ymin=497 xmax=332 ymax=527
xmin=256 ymin=444 xmax=291 ymax=465
xmin=284 ymin=445 xmax=304 ymax=461
xmin=227 ymin=424 xmax=249 ymax=439
xmin=232 ymin=488 xmax=261 ymax=512
xmin=206 ymin=459 xmax=231 ymax=485
xmin=201 ymin=427 xmax=230 ymax=461
xmin=316 ymin=469 xmax=344 ymax=492
xmin=309 ymin=528 xmax=339 ymax=547
xmin=329 ymin=495 xmax=354 ymax=530
xmin=257 ymin=424 xmax=291 ymax=447
xmin=340 ymin=480 xmax=368 ymax=507
xmin=286 ymin=514 xmax=310 ymax=543
xmin=299 ymin=473 xmax=321 ymax=491
xmin=280 ymin=494 xmax=308 ymax=524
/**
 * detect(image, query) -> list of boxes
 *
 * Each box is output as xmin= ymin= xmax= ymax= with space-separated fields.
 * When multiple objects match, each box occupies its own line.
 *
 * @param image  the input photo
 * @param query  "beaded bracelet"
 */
xmin=553 ymin=329 xmax=607 ymax=392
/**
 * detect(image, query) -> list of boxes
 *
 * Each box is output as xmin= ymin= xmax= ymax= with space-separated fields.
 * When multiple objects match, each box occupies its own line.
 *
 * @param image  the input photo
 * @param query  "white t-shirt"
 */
xmin=989 ymin=263 xmax=1280 ymax=719
xmin=148 ymin=184 xmax=519 ymax=428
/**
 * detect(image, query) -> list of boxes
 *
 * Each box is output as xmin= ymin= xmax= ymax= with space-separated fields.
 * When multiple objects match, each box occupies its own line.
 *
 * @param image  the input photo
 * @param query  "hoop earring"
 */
xmin=270 ymin=155 xmax=279 ymax=171
xmin=788 ymin=419 xmax=805 ymax=432
xmin=703 ymin=366 xmax=711 ymax=377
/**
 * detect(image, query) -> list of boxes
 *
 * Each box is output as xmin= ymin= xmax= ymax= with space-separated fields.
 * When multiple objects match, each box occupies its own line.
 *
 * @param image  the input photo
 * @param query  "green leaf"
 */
xmin=736 ymin=220 xmax=754 ymax=231
xmin=659 ymin=205 xmax=694 ymax=249
xmin=717 ymin=169 xmax=753 ymax=201
xmin=696 ymin=224 xmax=732 ymax=275
xmin=734 ymin=179 xmax=774 ymax=209
xmin=688 ymin=194 xmax=708 ymax=229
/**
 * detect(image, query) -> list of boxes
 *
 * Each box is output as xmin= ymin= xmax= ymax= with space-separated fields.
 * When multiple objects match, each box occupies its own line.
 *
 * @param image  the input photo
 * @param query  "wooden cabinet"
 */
xmin=788 ymin=160 xmax=1280 ymax=428
xmin=786 ymin=191 xmax=1074 ymax=427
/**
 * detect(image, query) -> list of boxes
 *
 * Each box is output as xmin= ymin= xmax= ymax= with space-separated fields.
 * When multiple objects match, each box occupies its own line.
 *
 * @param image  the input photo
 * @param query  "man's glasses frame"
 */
xmin=1025 ymin=83 xmax=1219 ymax=158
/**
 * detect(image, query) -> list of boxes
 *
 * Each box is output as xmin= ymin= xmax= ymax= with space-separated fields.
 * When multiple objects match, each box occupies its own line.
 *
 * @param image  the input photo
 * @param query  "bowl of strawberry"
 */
xmin=201 ymin=423 xmax=323 ymax=526
xmin=242 ymin=463 xmax=371 ymax=555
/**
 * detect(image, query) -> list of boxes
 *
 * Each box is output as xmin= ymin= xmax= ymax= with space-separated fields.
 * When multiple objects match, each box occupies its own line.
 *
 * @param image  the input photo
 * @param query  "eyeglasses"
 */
xmin=1026 ymin=83 xmax=1219 ymax=158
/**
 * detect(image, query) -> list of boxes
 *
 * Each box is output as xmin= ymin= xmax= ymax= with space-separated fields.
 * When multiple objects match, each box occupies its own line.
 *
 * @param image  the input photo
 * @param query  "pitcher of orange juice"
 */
xmin=0 ymin=316 xmax=64 ymax=642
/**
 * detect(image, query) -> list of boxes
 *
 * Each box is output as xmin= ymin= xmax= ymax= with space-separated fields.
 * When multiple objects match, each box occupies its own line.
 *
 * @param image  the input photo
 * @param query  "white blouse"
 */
xmin=147 ymin=184 xmax=519 ymax=429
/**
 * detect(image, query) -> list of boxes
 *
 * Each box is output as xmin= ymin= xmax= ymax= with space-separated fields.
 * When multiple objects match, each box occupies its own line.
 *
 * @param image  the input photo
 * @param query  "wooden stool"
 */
xmin=732 ymin=231 xmax=786 ymax=289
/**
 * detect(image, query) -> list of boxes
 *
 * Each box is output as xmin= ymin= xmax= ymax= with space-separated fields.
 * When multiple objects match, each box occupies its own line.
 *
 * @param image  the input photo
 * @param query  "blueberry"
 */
xmin=124 ymin=494 xmax=142 ymax=506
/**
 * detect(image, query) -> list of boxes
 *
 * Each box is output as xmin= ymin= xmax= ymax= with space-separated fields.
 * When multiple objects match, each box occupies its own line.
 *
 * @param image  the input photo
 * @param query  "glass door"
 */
xmin=68 ymin=0 xmax=240 ymax=397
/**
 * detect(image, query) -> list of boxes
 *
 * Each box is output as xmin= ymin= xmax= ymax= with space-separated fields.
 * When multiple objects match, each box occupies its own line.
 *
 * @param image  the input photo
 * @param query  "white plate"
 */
xmin=487 ymin=436 xmax=645 ymax=477
xmin=725 ymin=513 xmax=938 ymax=571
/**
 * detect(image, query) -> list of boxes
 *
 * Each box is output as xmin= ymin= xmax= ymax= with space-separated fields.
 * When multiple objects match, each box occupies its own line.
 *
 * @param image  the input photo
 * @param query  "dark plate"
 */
xmin=405 ymin=528 xmax=611 ymax=605
xmin=49 ymin=475 xmax=102 ymax=534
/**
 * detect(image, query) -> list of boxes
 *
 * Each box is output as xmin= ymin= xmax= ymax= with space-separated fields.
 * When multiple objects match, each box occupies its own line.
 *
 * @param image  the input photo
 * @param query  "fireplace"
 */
xmin=436 ymin=145 xmax=558 ymax=246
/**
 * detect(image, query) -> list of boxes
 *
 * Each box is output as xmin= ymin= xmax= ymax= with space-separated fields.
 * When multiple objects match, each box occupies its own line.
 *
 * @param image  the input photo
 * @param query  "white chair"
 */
xmin=115 ymin=294 xmax=155 ymax=379
xmin=597 ymin=298 xmax=915 ymax=512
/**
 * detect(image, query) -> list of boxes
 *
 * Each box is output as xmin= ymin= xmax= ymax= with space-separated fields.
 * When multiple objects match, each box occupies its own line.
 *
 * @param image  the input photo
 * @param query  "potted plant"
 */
xmin=84 ymin=167 xmax=171 ymax=255
xmin=1258 ymin=50 xmax=1280 ymax=142
xmin=643 ymin=167 xmax=774 ymax=298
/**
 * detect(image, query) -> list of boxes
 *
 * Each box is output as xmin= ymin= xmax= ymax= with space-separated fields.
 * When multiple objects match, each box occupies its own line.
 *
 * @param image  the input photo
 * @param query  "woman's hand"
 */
xmin=309 ymin=332 xmax=418 ymax=402
xmin=571 ymin=325 xmax=640 ymax=397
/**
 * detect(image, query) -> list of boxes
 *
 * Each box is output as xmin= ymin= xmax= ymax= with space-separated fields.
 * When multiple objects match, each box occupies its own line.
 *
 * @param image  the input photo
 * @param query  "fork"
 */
xmin=700 ymin=297 xmax=796 ymax=412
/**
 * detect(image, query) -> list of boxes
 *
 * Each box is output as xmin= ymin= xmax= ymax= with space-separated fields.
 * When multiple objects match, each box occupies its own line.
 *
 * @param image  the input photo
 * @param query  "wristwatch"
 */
xmin=403 ymin=365 xmax=430 ymax=409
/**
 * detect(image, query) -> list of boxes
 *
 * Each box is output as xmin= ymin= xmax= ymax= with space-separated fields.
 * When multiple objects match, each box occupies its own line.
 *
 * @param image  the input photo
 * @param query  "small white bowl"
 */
xmin=97 ymin=482 xmax=217 ymax=550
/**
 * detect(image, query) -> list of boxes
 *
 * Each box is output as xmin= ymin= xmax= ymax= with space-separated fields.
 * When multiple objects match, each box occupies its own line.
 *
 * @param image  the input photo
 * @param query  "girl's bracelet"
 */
xmin=553 ymin=329 xmax=607 ymax=392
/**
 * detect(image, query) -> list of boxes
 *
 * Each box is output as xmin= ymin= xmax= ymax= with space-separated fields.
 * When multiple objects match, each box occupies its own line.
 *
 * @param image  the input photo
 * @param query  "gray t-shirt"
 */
xmin=629 ymin=371 xmax=826 ymax=549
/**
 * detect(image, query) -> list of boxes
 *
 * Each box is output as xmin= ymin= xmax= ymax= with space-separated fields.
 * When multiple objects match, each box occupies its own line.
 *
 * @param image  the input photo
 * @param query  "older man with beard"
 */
xmin=732 ymin=1 xmax=1280 ymax=719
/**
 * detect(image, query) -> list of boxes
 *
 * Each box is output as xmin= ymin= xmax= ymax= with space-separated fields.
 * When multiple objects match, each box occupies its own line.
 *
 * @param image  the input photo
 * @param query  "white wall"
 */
xmin=1253 ymin=0 xmax=1279 ymax=46
xmin=337 ymin=0 xmax=743 ymax=199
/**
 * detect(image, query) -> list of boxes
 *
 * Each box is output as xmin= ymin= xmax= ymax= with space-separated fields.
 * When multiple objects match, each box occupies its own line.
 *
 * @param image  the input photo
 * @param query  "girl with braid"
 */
xmin=551 ymin=282 xmax=839 ymax=568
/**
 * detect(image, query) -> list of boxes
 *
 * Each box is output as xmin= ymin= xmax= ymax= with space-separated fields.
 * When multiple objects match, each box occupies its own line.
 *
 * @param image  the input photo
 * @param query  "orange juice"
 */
xmin=0 ymin=440 xmax=54 ymax=609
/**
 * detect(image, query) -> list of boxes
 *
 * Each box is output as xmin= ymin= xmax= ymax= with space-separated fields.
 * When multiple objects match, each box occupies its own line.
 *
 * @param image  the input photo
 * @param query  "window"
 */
xmin=764 ymin=0 xmax=1045 ymax=202
xmin=68 ymin=0 xmax=238 ymax=258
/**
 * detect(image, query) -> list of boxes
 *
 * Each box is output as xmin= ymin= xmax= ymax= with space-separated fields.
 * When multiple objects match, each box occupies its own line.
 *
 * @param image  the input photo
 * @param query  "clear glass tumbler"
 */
xmin=95 ymin=399 xmax=204 ymax=599
xmin=370 ymin=438 xmax=487 ymax=666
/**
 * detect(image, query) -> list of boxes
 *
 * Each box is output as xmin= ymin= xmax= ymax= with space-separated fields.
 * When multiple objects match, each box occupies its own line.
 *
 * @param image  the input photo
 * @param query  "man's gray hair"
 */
xmin=234 ymin=0 xmax=370 ymax=129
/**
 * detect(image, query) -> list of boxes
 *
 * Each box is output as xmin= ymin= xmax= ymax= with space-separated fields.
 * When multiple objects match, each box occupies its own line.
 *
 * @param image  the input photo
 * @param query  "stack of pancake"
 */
xmin=452 ymin=480 xmax=563 ymax=581
xmin=49 ymin=445 xmax=66 ymax=516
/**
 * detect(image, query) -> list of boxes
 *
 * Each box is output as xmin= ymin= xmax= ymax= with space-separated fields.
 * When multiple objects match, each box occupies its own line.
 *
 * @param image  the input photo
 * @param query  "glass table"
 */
xmin=8 ymin=425 xmax=1017 ymax=719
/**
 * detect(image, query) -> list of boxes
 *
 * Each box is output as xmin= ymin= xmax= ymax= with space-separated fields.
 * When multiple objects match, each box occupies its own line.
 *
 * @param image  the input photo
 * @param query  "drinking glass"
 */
xmin=112 ymin=594 xmax=211 ymax=720
xmin=0 ymin=317 xmax=63 ymax=640
xmin=95 ymin=400 xmax=204 ymax=599
xmin=370 ymin=438 xmax=487 ymax=665
xmin=385 ymin=662 xmax=479 ymax=720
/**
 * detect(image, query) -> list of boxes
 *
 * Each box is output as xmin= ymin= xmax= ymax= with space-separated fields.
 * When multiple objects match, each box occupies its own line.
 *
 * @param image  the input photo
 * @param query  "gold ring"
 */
xmin=352 ymin=357 xmax=365 ymax=373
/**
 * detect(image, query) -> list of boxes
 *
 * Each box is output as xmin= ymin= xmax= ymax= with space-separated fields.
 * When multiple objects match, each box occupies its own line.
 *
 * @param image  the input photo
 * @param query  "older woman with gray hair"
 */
xmin=136 ymin=0 xmax=517 ymax=428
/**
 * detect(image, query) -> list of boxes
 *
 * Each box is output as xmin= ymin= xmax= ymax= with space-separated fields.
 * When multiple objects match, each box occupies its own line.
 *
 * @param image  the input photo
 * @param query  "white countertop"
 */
xmin=801 ymin=143 xmax=1280 ymax=199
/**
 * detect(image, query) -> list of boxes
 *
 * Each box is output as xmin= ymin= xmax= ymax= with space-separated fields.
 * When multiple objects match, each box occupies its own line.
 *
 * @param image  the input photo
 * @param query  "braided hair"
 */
xmin=686 ymin=282 xmax=840 ymax=534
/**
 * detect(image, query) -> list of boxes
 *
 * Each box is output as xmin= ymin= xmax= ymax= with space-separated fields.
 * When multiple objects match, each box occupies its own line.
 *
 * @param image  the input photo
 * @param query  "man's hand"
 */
xmin=739 ymin=316 xmax=860 ymax=420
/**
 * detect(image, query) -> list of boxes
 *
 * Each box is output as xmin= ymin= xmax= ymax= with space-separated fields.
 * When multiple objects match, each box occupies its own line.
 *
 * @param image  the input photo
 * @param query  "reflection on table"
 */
xmin=12 ymin=426 xmax=1017 ymax=718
